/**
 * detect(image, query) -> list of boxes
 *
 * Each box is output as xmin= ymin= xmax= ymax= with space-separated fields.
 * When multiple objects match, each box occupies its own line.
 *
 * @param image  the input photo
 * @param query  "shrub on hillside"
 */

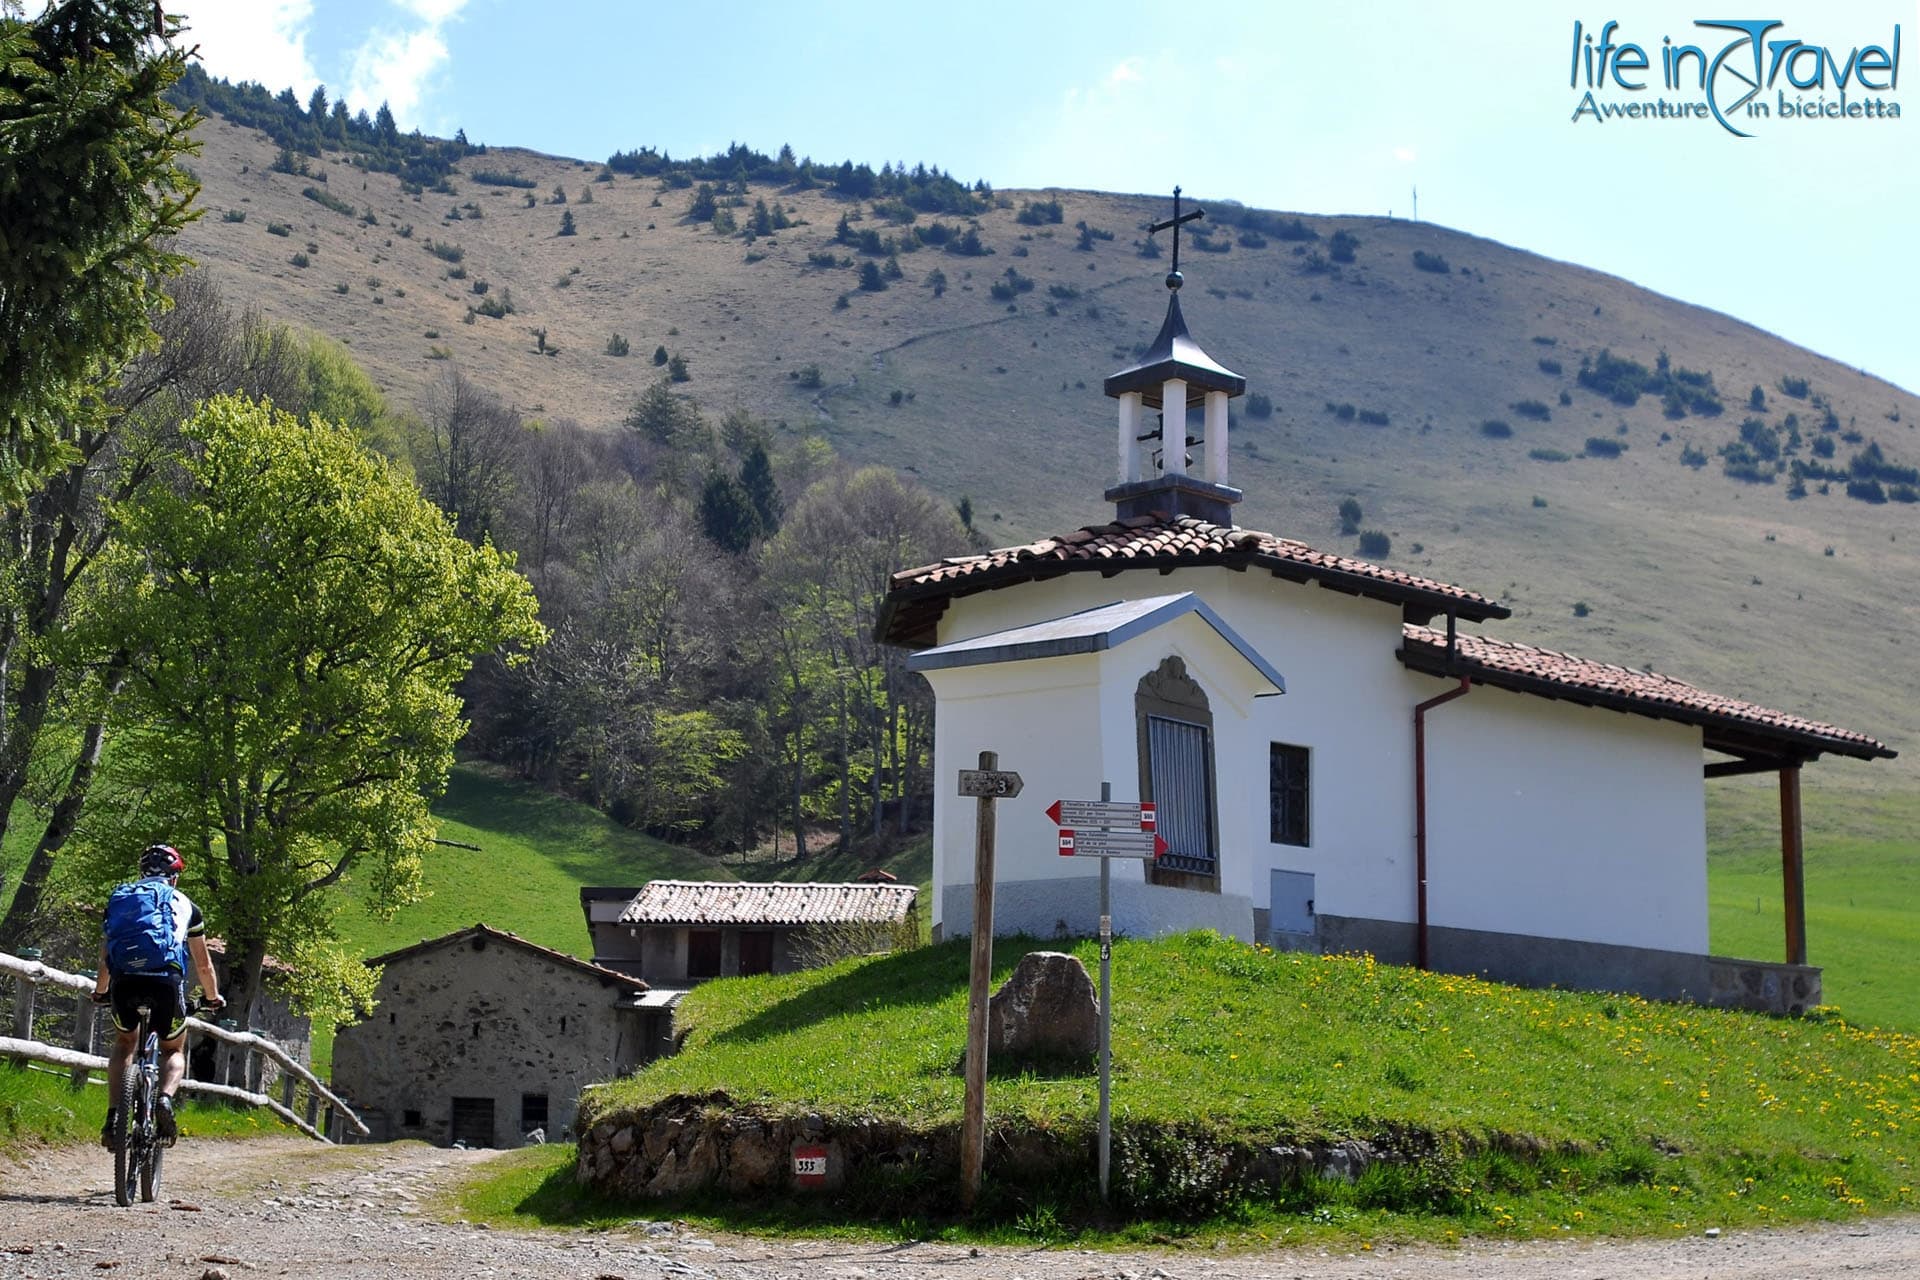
xmin=1529 ymin=447 xmax=1571 ymax=462
xmin=1537 ymin=358 xmax=1562 ymax=376
xmin=606 ymin=333 xmax=630 ymax=357
xmin=302 ymin=185 xmax=355 ymax=217
xmin=1778 ymin=374 xmax=1811 ymax=399
xmin=1481 ymin=420 xmax=1512 ymax=438
xmin=1015 ymin=198 xmax=1064 ymax=225
xmin=1511 ymin=399 xmax=1551 ymax=421
xmin=1329 ymin=231 xmax=1359 ymax=264
xmin=1357 ymin=409 xmax=1389 ymax=426
xmin=1338 ymin=497 xmax=1363 ymax=535
xmin=426 ymin=240 xmax=464 ymax=263
xmin=1246 ymin=392 xmax=1273 ymax=419
xmin=470 ymin=169 xmax=536 ymax=188
xmin=1412 ymin=249 xmax=1449 ymax=273
xmin=1357 ymin=530 xmax=1391 ymax=557
xmin=1584 ymin=436 xmax=1625 ymax=458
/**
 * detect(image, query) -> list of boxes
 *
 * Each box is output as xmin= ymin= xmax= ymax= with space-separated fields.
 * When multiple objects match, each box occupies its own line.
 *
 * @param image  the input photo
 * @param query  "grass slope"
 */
xmin=335 ymin=761 xmax=727 ymax=961
xmin=0 ymin=1061 xmax=282 ymax=1147
xmin=564 ymin=933 xmax=1920 ymax=1242
xmin=1708 ymin=788 xmax=1920 ymax=1033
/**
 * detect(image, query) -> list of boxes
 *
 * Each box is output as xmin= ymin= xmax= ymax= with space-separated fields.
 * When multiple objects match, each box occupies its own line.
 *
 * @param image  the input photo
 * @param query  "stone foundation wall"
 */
xmin=575 ymin=1092 xmax=1478 ymax=1209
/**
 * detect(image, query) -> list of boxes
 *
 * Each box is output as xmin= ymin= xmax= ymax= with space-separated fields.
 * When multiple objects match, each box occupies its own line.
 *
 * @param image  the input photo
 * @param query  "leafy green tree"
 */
xmin=93 ymin=394 xmax=543 ymax=1024
xmin=374 ymin=100 xmax=397 ymax=142
xmin=306 ymin=83 xmax=328 ymax=121
xmin=0 ymin=0 xmax=198 ymax=500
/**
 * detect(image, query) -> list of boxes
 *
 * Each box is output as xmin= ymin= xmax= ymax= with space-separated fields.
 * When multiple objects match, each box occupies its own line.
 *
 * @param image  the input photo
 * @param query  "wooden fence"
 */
xmin=0 ymin=949 xmax=366 ymax=1143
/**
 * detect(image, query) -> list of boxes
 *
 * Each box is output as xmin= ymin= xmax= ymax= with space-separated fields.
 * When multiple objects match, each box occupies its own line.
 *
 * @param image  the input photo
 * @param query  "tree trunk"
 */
xmin=837 ymin=678 xmax=851 ymax=850
xmin=0 ymin=674 xmax=122 ymax=950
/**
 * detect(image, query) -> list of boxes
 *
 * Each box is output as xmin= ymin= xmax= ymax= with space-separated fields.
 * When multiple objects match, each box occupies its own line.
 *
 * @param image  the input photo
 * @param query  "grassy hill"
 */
xmin=549 ymin=932 xmax=1920 ymax=1242
xmin=174 ymin=111 xmax=1919 ymax=821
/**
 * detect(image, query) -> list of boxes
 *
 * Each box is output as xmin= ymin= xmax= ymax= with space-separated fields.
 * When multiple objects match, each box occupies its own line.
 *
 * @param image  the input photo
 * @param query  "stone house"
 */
xmin=582 ymin=880 xmax=920 ymax=988
xmin=330 ymin=923 xmax=655 ymax=1148
xmin=878 ymin=265 xmax=1893 ymax=1016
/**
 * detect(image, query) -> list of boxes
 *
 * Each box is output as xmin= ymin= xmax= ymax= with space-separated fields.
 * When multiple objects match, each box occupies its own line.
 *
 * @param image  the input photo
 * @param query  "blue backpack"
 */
xmin=104 ymin=878 xmax=184 ymax=976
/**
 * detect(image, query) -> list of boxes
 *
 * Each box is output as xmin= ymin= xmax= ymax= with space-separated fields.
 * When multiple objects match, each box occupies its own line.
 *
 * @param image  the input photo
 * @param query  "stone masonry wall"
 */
xmin=332 ymin=935 xmax=640 ymax=1147
xmin=575 ymin=1092 xmax=1454 ymax=1212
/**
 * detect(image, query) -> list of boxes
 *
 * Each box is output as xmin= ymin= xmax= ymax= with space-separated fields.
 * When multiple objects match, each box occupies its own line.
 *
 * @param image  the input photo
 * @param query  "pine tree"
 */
xmin=739 ymin=444 xmax=782 ymax=535
xmin=699 ymin=472 xmax=758 ymax=554
xmin=558 ymin=209 xmax=576 ymax=236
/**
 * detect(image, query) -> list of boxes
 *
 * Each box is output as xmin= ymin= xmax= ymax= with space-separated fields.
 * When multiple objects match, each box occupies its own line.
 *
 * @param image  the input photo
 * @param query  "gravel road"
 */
xmin=4 ymin=1138 xmax=1919 ymax=1280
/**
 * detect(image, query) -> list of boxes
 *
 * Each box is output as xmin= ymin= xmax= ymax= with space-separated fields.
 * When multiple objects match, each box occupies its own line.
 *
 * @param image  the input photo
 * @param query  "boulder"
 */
xmin=987 ymin=951 xmax=1099 ymax=1062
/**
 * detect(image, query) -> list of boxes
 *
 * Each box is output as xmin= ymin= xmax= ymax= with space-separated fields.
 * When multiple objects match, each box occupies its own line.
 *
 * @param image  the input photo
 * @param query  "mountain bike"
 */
xmin=101 ymin=996 xmax=214 ymax=1207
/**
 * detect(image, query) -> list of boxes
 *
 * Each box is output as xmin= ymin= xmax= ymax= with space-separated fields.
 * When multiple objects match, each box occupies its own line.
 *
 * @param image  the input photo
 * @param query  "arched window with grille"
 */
xmin=1134 ymin=656 xmax=1219 ymax=892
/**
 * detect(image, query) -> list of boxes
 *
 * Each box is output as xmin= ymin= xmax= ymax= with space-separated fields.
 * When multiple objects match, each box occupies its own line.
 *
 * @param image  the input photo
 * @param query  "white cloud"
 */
xmin=1108 ymin=57 xmax=1145 ymax=85
xmin=179 ymin=0 xmax=318 ymax=96
xmin=1393 ymin=146 xmax=1417 ymax=163
xmin=344 ymin=0 xmax=471 ymax=130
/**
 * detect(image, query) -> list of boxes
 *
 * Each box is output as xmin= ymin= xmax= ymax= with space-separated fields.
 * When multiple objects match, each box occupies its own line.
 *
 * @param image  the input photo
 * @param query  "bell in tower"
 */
xmin=1103 ymin=188 xmax=1248 ymax=525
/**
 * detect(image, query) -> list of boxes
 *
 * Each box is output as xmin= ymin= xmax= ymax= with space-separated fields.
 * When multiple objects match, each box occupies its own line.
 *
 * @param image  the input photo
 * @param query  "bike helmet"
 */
xmin=140 ymin=843 xmax=184 ymax=878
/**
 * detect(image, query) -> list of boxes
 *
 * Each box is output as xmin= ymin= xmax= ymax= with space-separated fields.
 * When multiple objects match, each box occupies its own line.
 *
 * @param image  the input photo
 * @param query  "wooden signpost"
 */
xmin=958 ymin=751 xmax=1021 ymax=1210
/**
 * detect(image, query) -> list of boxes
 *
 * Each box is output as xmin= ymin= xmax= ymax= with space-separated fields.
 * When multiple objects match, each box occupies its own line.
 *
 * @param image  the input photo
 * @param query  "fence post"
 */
xmin=244 ymin=1042 xmax=263 ymax=1095
xmin=280 ymin=1071 xmax=298 ymax=1111
xmin=10 ymin=980 xmax=33 ymax=1042
xmin=304 ymin=1091 xmax=321 ymax=1131
xmin=68 ymin=990 xmax=96 ymax=1088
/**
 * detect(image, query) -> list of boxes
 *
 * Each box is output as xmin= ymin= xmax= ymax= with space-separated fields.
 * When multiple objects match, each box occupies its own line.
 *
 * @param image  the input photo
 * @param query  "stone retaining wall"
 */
xmin=574 ymin=1092 xmax=1491 ymax=1212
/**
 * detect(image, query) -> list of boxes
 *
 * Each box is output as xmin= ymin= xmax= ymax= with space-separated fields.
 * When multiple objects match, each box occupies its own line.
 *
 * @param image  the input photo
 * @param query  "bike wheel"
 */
xmin=112 ymin=1066 xmax=137 ymax=1207
xmin=140 ymin=1120 xmax=164 ymax=1203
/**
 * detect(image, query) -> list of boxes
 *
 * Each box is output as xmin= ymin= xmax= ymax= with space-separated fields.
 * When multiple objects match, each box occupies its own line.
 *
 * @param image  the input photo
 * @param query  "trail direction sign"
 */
xmin=1058 ymin=828 xmax=1169 ymax=860
xmin=958 ymin=768 xmax=1023 ymax=798
xmin=1046 ymin=799 xmax=1155 ymax=830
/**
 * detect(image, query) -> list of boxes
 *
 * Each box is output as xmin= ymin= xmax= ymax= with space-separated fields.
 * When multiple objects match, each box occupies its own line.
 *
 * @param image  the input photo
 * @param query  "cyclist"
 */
xmin=90 ymin=844 xmax=224 ymax=1149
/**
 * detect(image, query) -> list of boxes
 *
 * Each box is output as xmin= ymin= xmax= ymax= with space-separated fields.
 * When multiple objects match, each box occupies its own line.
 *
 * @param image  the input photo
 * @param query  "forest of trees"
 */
xmin=2 ymin=12 xmax=972 ymax=1028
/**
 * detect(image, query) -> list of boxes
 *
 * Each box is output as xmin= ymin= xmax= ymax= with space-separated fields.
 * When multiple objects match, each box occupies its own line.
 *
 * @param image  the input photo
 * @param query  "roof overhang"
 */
xmin=907 ymin=591 xmax=1284 ymax=695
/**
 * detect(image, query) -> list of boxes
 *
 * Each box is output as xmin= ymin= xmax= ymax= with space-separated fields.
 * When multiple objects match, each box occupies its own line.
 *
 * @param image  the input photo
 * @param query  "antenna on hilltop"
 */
xmin=1412 ymin=185 xmax=1419 ymax=222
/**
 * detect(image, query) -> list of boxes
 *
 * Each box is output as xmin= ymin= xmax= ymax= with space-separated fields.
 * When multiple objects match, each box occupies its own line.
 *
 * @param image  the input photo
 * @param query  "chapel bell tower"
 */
xmin=1103 ymin=187 xmax=1248 ymax=525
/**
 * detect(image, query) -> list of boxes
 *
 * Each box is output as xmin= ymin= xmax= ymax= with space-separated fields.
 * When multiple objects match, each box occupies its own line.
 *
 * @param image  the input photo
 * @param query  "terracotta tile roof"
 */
xmin=1401 ymin=625 xmax=1894 ymax=762
xmin=880 ymin=514 xmax=1507 ymax=647
xmin=366 ymin=923 xmax=648 ymax=990
xmin=618 ymin=880 xmax=919 ymax=927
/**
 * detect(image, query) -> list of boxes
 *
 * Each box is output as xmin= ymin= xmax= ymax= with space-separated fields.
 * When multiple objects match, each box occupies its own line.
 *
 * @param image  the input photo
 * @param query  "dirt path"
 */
xmin=4 ymin=1138 xmax=1920 ymax=1279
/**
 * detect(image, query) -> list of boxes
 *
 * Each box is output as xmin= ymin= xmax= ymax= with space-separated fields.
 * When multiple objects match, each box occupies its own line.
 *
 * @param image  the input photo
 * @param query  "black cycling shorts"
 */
xmin=110 ymin=973 xmax=188 ymax=1041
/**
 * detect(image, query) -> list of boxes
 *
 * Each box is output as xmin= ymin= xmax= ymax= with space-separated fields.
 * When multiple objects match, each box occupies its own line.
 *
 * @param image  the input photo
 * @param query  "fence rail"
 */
xmin=0 ymin=949 xmax=366 ymax=1142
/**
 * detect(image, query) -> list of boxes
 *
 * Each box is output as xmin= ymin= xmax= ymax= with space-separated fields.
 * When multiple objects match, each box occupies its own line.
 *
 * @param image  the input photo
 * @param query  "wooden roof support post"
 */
xmin=1780 ymin=762 xmax=1807 ymax=967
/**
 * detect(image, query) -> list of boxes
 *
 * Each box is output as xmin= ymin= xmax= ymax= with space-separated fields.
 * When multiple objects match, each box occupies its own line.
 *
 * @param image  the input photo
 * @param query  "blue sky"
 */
xmin=181 ymin=1 xmax=1920 ymax=393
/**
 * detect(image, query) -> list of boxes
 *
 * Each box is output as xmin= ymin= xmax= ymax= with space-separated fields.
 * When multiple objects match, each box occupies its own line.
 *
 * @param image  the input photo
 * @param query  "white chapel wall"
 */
xmin=1419 ymin=683 xmax=1709 ymax=954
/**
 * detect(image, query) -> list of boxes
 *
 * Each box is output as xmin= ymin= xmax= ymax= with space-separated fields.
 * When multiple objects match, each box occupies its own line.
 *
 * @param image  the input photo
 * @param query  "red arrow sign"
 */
xmin=1046 ymin=799 xmax=1155 ymax=830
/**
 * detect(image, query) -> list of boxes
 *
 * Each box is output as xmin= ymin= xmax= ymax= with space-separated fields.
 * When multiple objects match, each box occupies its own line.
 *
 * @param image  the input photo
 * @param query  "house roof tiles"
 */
xmin=1400 ymin=625 xmax=1894 ymax=762
xmin=618 ymin=880 xmax=919 ymax=927
xmin=880 ymin=514 xmax=1508 ymax=647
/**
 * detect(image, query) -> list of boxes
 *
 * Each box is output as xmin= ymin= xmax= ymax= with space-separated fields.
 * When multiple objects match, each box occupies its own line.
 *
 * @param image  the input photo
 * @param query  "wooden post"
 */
xmin=960 ymin=750 xmax=1000 ymax=1211
xmin=10 ymin=976 xmax=32 ymax=1041
xmin=69 ymin=990 xmax=96 ymax=1088
xmin=305 ymin=1090 xmax=321 ymax=1132
xmin=280 ymin=1071 xmax=298 ymax=1111
xmin=245 ymin=1044 xmax=264 ymax=1095
xmin=1781 ymin=762 xmax=1807 ymax=966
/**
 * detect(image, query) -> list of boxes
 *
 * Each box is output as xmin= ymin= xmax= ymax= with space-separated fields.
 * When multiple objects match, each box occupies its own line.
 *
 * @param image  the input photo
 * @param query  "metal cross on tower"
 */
xmin=1147 ymin=186 xmax=1206 ymax=289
